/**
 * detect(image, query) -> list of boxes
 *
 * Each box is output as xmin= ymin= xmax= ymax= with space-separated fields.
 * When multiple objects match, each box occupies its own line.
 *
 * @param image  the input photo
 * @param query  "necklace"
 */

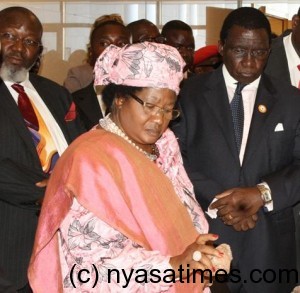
xmin=99 ymin=115 xmax=159 ymax=161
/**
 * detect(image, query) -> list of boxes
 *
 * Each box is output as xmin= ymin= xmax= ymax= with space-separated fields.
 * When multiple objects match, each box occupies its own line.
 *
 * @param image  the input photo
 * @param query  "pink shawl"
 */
xmin=28 ymin=129 xmax=203 ymax=292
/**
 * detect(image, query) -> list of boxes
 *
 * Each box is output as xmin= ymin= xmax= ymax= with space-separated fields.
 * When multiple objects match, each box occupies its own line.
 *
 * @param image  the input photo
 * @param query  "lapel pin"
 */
xmin=258 ymin=104 xmax=267 ymax=113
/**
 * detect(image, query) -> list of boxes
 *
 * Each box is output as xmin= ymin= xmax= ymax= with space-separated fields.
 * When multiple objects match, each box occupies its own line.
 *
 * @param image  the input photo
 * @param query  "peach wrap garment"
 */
xmin=28 ymin=129 xmax=208 ymax=292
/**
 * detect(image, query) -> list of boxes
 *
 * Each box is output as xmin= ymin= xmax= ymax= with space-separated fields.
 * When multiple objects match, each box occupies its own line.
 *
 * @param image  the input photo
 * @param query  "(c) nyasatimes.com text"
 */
xmin=68 ymin=264 xmax=299 ymax=288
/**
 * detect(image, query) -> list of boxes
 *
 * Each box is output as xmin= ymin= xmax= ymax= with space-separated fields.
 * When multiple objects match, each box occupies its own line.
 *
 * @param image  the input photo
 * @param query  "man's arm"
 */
xmin=0 ymin=158 xmax=47 ymax=209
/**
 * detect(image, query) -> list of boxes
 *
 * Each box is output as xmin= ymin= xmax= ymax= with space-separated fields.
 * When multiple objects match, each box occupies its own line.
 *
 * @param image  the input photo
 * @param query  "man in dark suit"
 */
xmin=265 ymin=7 xmax=300 ymax=85
xmin=0 ymin=6 xmax=84 ymax=292
xmin=172 ymin=7 xmax=300 ymax=293
xmin=265 ymin=6 xmax=300 ymax=280
xmin=72 ymin=15 xmax=130 ymax=130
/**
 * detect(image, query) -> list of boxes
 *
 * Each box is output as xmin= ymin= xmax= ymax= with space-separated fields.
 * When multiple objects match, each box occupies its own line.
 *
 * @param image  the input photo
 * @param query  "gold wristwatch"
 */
xmin=257 ymin=183 xmax=272 ymax=204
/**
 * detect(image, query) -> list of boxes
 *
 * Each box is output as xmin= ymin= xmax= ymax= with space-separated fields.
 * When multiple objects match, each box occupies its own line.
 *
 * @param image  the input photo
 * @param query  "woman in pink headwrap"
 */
xmin=28 ymin=42 xmax=232 ymax=292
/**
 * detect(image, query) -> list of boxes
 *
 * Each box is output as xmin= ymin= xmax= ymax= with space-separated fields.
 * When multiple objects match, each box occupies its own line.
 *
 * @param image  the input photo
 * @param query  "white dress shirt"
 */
xmin=5 ymin=74 xmax=68 ymax=155
xmin=94 ymin=84 xmax=106 ymax=117
xmin=283 ymin=33 xmax=300 ymax=88
xmin=222 ymin=65 xmax=260 ymax=165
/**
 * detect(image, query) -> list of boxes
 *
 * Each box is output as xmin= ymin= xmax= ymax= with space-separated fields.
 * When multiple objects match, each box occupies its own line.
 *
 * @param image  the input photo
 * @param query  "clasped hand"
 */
xmin=169 ymin=234 xmax=223 ymax=286
xmin=209 ymin=187 xmax=264 ymax=231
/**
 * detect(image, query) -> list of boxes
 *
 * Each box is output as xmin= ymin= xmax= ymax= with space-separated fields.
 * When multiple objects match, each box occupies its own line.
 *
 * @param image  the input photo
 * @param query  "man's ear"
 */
xmin=218 ymin=41 xmax=224 ymax=57
xmin=38 ymin=45 xmax=44 ymax=55
xmin=87 ymin=47 xmax=93 ymax=65
xmin=292 ymin=14 xmax=300 ymax=30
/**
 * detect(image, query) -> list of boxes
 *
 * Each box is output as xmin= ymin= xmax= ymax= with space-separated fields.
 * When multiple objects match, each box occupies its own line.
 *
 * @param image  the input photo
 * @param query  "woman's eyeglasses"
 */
xmin=129 ymin=93 xmax=180 ymax=121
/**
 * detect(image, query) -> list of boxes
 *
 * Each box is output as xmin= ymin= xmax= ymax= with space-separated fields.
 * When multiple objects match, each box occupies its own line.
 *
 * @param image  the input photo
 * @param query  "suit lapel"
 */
xmin=243 ymin=74 xmax=278 ymax=166
xmin=0 ymin=81 xmax=41 ymax=163
xmin=203 ymin=69 xmax=240 ymax=163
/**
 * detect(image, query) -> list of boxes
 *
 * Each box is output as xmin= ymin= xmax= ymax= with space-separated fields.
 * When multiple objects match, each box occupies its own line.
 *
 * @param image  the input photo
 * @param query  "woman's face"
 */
xmin=113 ymin=87 xmax=177 ymax=152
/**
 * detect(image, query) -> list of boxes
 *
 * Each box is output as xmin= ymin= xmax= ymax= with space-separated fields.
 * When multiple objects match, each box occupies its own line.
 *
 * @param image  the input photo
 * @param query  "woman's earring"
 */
xmin=117 ymin=98 xmax=124 ymax=109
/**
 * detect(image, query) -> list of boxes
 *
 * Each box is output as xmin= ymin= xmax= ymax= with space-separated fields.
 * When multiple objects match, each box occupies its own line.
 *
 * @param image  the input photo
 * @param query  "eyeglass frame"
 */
xmin=138 ymin=35 xmax=166 ymax=44
xmin=128 ymin=93 xmax=180 ymax=121
xmin=0 ymin=32 xmax=42 ymax=49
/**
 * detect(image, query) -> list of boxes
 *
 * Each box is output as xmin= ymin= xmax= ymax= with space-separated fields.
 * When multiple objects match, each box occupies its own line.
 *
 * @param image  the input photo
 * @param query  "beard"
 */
xmin=0 ymin=61 xmax=28 ymax=83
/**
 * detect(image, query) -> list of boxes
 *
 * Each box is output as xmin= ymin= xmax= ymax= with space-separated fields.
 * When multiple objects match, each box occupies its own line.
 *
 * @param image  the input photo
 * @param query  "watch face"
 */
xmin=264 ymin=192 xmax=272 ymax=202
xmin=257 ymin=184 xmax=272 ymax=203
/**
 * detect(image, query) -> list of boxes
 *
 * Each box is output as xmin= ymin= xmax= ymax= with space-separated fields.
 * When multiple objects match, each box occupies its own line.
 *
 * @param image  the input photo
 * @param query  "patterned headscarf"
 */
xmin=94 ymin=42 xmax=185 ymax=95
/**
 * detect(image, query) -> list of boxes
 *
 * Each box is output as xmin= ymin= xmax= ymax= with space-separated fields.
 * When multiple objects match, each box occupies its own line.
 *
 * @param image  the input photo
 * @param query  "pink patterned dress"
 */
xmin=58 ymin=129 xmax=209 ymax=292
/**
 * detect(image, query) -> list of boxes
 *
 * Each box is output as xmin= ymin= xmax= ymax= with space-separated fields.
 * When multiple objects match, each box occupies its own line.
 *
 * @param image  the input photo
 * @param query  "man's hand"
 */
xmin=35 ymin=178 xmax=49 ymax=207
xmin=210 ymin=187 xmax=264 ymax=225
xmin=232 ymin=214 xmax=258 ymax=231
xmin=35 ymin=178 xmax=49 ymax=188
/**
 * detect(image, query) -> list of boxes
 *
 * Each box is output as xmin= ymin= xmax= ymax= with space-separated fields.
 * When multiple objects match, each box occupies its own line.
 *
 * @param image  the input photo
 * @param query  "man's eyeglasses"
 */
xmin=0 ymin=32 xmax=42 ymax=48
xmin=129 ymin=93 xmax=180 ymax=121
xmin=229 ymin=47 xmax=270 ymax=60
xmin=139 ymin=35 xmax=166 ymax=44
xmin=98 ymin=39 xmax=129 ymax=49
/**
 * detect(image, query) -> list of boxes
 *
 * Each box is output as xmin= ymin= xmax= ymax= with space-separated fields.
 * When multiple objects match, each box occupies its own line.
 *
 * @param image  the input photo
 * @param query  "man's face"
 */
xmin=89 ymin=24 xmax=130 ymax=66
xmin=132 ymin=23 xmax=162 ymax=43
xmin=292 ymin=14 xmax=300 ymax=56
xmin=219 ymin=25 xmax=270 ymax=84
xmin=0 ymin=12 xmax=42 ymax=79
xmin=164 ymin=29 xmax=195 ymax=72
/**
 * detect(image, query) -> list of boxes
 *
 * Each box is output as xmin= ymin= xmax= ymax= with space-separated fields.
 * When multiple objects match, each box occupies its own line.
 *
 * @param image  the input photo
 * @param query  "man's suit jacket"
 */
xmin=172 ymin=67 xmax=300 ymax=293
xmin=72 ymin=82 xmax=103 ymax=131
xmin=265 ymin=30 xmax=300 ymax=285
xmin=0 ymin=73 xmax=84 ymax=290
xmin=265 ymin=31 xmax=292 ymax=83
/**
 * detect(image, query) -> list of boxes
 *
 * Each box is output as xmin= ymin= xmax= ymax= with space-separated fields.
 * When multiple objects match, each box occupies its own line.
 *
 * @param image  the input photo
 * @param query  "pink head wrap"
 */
xmin=94 ymin=42 xmax=185 ymax=95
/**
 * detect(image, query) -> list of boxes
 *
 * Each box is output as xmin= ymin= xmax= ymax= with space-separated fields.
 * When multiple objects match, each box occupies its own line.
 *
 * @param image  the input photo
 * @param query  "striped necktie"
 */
xmin=12 ymin=83 xmax=39 ymax=130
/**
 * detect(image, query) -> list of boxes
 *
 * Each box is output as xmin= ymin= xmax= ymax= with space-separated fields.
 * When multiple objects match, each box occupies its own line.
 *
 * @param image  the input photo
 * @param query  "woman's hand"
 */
xmin=169 ymin=234 xmax=223 ymax=279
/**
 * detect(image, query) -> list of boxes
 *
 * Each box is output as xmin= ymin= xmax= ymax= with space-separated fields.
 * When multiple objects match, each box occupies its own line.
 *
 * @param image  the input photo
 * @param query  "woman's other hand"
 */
xmin=169 ymin=234 xmax=222 ymax=279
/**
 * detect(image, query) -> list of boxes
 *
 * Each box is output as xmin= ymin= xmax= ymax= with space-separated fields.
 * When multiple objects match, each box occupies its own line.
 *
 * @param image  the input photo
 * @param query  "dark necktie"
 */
xmin=12 ymin=83 xmax=39 ymax=130
xmin=230 ymin=82 xmax=246 ymax=153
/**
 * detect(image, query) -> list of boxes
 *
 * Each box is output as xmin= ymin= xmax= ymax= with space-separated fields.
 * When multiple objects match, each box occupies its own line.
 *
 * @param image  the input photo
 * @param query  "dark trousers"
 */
xmin=294 ymin=202 xmax=300 ymax=284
